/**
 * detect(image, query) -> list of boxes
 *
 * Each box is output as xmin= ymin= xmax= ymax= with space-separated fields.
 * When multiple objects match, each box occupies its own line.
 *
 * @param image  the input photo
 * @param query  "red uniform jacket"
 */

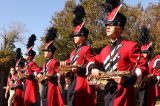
xmin=95 ymin=40 xmax=147 ymax=106
xmin=43 ymin=59 xmax=64 ymax=106
xmin=24 ymin=61 xmax=41 ymax=106
xmin=66 ymin=45 xmax=96 ymax=106
xmin=147 ymin=54 xmax=160 ymax=106
xmin=14 ymin=72 xmax=25 ymax=106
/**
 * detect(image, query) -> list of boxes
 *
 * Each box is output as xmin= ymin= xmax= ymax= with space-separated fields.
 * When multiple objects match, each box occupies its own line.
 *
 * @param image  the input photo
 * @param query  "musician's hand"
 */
xmin=45 ymin=74 xmax=53 ymax=79
xmin=71 ymin=68 xmax=78 ymax=72
xmin=10 ymin=83 xmax=16 ymax=88
xmin=37 ymin=73 xmax=43 ymax=79
xmin=60 ymin=61 xmax=67 ymax=67
xmin=65 ymin=83 xmax=69 ymax=90
xmin=91 ymin=69 xmax=100 ymax=78
xmin=111 ymin=76 xmax=125 ymax=84
xmin=143 ymin=74 xmax=154 ymax=82
xmin=5 ymin=93 xmax=8 ymax=99
xmin=24 ymin=74 xmax=30 ymax=78
xmin=44 ymin=76 xmax=48 ymax=80
xmin=18 ymin=72 xmax=23 ymax=77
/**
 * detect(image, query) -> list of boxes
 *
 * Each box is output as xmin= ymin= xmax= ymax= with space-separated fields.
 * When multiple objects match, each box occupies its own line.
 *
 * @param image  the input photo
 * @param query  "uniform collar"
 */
xmin=45 ymin=58 xmax=52 ymax=62
xmin=110 ymin=37 xmax=122 ymax=46
xmin=76 ymin=43 xmax=84 ymax=49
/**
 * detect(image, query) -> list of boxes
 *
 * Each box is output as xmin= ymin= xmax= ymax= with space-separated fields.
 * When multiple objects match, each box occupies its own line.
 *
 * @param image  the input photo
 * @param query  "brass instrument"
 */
xmin=17 ymin=73 xmax=28 ymax=80
xmin=88 ymin=71 xmax=131 ymax=89
xmin=134 ymin=74 xmax=154 ymax=88
xmin=58 ymin=65 xmax=80 ymax=74
xmin=16 ymin=69 xmax=30 ymax=81
xmin=38 ymin=74 xmax=53 ymax=83
xmin=18 ymin=71 xmax=38 ymax=81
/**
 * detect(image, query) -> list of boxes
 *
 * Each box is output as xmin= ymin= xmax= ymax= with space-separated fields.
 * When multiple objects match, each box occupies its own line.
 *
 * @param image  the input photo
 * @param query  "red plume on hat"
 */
xmin=43 ymin=26 xmax=57 ymax=53
xmin=25 ymin=34 xmax=36 ymax=56
xmin=107 ymin=4 xmax=122 ymax=21
xmin=139 ymin=26 xmax=152 ymax=53
xmin=73 ymin=22 xmax=85 ymax=34
xmin=103 ymin=0 xmax=126 ymax=28
xmin=141 ymin=42 xmax=152 ymax=52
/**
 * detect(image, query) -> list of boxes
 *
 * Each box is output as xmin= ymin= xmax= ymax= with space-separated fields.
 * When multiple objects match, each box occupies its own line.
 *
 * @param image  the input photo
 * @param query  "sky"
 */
xmin=0 ymin=0 xmax=159 ymax=54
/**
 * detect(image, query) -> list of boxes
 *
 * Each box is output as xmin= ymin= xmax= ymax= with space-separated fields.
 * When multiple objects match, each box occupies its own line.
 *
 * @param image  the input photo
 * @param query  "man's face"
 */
xmin=73 ymin=35 xmax=85 ymax=45
xmin=142 ymin=53 xmax=148 ymax=59
xmin=43 ymin=51 xmax=52 ymax=58
xmin=106 ymin=24 xmax=121 ymax=40
xmin=25 ymin=55 xmax=30 ymax=61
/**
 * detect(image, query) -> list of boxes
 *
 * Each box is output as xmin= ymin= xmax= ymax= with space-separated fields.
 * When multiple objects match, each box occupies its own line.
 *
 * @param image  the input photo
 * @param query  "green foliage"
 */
xmin=0 ymin=50 xmax=15 ymax=71
xmin=53 ymin=0 xmax=76 ymax=60
xmin=145 ymin=3 xmax=160 ymax=54
xmin=0 ymin=22 xmax=26 ymax=51
xmin=52 ymin=0 xmax=109 ymax=60
xmin=36 ymin=1 xmax=160 ymax=66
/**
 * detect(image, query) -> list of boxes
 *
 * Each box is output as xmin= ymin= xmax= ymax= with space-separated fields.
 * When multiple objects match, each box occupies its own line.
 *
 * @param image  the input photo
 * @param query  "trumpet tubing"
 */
xmin=58 ymin=65 xmax=79 ymax=73
xmin=87 ymin=72 xmax=111 ymax=88
xmin=87 ymin=71 xmax=131 ymax=88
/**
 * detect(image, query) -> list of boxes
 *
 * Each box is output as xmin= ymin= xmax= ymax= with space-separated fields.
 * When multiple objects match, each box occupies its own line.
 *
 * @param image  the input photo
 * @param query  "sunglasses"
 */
xmin=105 ymin=21 xmax=120 ymax=26
xmin=72 ymin=34 xmax=84 ymax=38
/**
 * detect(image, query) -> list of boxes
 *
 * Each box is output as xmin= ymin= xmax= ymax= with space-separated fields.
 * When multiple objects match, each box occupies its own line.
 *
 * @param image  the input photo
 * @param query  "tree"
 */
xmin=35 ymin=0 xmax=76 ymax=64
xmin=52 ymin=0 xmax=76 ymax=60
xmin=0 ymin=50 xmax=15 ymax=105
xmin=0 ymin=22 xmax=26 ymax=105
xmin=36 ymin=0 xmax=160 ymax=65
xmin=51 ymin=0 xmax=107 ymax=60
xmin=0 ymin=22 xmax=26 ymax=51
xmin=143 ymin=3 xmax=160 ymax=54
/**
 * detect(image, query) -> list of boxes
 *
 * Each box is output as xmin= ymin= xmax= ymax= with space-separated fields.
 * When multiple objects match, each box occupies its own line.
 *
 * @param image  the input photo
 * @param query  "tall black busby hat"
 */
xmin=106 ymin=4 xmax=126 ymax=28
xmin=139 ymin=26 xmax=152 ymax=53
xmin=72 ymin=5 xmax=89 ymax=38
xmin=25 ymin=34 xmax=36 ymax=57
xmin=42 ymin=26 xmax=57 ymax=53
xmin=15 ymin=48 xmax=25 ymax=68
xmin=103 ymin=0 xmax=121 ymax=13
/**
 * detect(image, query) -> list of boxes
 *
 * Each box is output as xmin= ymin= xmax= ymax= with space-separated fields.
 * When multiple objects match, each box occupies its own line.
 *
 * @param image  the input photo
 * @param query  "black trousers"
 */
xmin=139 ymin=84 xmax=148 ymax=106
xmin=41 ymin=82 xmax=48 ymax=106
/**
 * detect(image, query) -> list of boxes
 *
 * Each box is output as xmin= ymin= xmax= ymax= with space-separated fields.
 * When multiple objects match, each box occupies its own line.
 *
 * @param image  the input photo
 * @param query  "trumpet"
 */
xmin=134 ymin=74 xmax=154 ymax=88
xmin=17 ymin=73 xmax=28 ymax=80
xmin=88 ymin=71 xmax=131 ymax=89
xmin=37 ymin=74 xmax=53 ymax=83
xmin=58 ymin=65 xmax=81 ymax=74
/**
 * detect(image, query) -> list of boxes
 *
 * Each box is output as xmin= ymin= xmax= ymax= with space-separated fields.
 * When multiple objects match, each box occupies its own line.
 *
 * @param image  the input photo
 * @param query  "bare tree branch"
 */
xmin=0 ymin=22 xmax=27 ymax=50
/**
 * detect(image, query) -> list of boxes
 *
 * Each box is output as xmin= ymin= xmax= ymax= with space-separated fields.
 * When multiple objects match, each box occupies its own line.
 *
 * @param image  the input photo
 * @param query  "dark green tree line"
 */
xmin=35 ymin=0 xmax=160 ymax=66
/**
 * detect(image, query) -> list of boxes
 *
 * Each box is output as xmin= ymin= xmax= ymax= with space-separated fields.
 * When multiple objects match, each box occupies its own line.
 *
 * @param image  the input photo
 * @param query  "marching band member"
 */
xmin=14 ymin=48 xmax=25 ymax=106
xmin=138 ymin=26 xmax=160 ymax=106
xmin=144 ymin=53 xmax=160 ymax=106
xmin=60 ymin=5 xmax=96 ymax=106
xmin=24 ymin=34 xmax=41 ymax=106
xmin=91 ymin=1 xmax=148 ymax=106
xmin=40 ymin=27 xmax=64 ymax=106
xmin=5 ymin=67 xmax=17 ymax=106
xmin=138 ymin=26 xmax=152 ymax=106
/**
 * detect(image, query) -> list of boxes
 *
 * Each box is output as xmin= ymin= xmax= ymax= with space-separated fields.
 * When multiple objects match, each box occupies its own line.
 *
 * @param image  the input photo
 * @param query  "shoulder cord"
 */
xmin=132 ymin=54 xmax=141 ymax=72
